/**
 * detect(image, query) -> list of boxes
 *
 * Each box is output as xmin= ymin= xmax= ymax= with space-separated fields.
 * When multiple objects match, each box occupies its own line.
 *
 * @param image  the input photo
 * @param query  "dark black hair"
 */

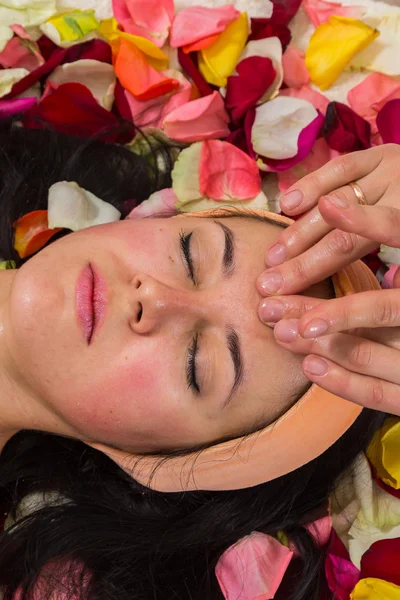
xmin=0 ymin=121 xmax=388 ymax=600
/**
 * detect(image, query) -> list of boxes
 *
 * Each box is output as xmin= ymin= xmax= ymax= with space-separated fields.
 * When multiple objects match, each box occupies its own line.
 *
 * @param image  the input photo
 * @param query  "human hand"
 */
xmin=260 ymin=289 xmax=400 ymax=415
xmin=257 ymin=144 xmax=400 ymax=298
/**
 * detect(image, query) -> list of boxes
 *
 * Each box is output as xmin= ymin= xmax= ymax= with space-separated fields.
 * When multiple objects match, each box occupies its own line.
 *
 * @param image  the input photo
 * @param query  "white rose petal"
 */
xmin=48 ymin=181 xmax=121 ymax=231
xmin=0 ymin=68 xmax=29 ymax=98
xmin=0 ymin=0 xmax=56 ymax=52
xmin=252 ymin=96 xmax=318 ymax=160
xmin=174 ymin=0 xmax=273 ymax=18
xmin=56 ymin=0 xmax=112 ymax=20
xmin=47 ymin=60 xmax=116 ymax=110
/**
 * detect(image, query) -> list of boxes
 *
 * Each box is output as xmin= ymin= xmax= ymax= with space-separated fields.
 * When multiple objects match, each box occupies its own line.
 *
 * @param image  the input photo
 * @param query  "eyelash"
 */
xmin=179 ymin=230 xmax=197 ymax=285
xmin=187 ymin=333 xmax=200 ymax=393
xmin=179 ymin=231 xmax=200 ymax=393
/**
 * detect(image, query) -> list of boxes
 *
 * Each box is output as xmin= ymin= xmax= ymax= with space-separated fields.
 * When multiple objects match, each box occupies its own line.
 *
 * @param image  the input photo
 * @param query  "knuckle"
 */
xmin=368 ymin=380 xmax=385 ymax=409
xmin=347 ymin=341 xmax=374 ymax=370
xmin=288 ymin=258 xmax=309 ymax=286
xmin=383 ymin=143 xmax=400 ymax=160
xmin=328 ymin=230 xmax=358 ymax=256
xmin=330 ymin=156 xmax=354 ymax=178
xmin=372 ymin=298 xmax=400 ymax=327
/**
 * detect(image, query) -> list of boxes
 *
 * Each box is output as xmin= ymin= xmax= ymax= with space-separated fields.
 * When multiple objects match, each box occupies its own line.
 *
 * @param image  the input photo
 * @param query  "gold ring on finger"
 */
xmin=349 ymin=181 xmax=367 ymax=206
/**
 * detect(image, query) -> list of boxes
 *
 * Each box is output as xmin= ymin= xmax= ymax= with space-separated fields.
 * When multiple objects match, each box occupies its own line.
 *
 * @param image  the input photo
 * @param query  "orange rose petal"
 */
xmin=182 ymin=34 xmax=220 ymax=54
xmin=115 ymin=38 xmax=179 ymax=101
xmin=13 ymin=210 xmax=63 ymax=258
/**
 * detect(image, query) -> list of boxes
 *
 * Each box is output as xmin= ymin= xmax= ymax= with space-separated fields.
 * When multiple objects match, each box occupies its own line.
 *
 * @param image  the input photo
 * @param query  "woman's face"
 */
xmin=5 ymin=215 xmax=331 ymax=452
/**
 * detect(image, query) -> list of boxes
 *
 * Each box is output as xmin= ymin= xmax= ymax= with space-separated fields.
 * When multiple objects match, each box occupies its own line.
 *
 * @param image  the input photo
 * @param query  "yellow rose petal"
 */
xmin=350 ymin=578 xmax=400 ymax=599
xmin=45 ymin=10 xmax=99 ymax=43
xmin=199 ymin=12 xmax=249 ymax=87
xmin=305 ymin=16 xmax=379 ymax=91
xmin=98 ymin=18 xmax=168 ymax=71
xmin=366 ymin=416 xmax=400 ymax=489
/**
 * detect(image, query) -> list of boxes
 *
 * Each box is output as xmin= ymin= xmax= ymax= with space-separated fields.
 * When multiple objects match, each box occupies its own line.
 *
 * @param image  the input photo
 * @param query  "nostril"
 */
xmin=137 ymin=303 xmax=143 ymax=323
xmin=133 ymin=276 xmax=141 ymax=290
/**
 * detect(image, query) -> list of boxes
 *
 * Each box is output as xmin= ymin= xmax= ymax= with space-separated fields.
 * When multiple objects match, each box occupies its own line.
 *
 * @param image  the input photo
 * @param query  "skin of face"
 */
xmin=1 ymin=216 xmax=332 ymax=453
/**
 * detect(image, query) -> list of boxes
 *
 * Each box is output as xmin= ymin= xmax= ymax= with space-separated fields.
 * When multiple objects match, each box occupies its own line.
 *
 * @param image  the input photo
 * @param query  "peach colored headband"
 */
xmin=92 ymin=208 xmax=380 ymax=492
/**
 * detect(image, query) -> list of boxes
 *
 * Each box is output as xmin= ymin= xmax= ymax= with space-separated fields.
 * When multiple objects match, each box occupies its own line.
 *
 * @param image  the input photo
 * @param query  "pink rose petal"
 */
xmin=200 ymin=140 xmax=261 ymax=201
xmin=348 ymin=73 xmax=400 ymax=135
xmin=127 ymin=189 xmax=178 ymax=219
xmin=112 ymin=0 xmax=174 ymax=47
xmin=163 ymin=90 xmax=230 ymax=142
xmin=382 ymin=265 xmax=400 ymax=289
xmin=303 ymin=0 xmax=363 ymax=27
xmin=0 ymin=97 xmax=37 ymax=119
xmin=280 ymin=85 xmax=329 ymax=116
xmin=262 ymin=111 xmax=324 ymax=172
xmin=170 ymin=5 xmax=240 ymax=48
xmin=215 ymin=532 xmax=293 ymax=600
xmin=0 ymin=36 xmax=43 ymax=72
xmin=226 ymin=56 xmax=276 ymax=124
xmin=125 ymin=70 xmax=192 ymax=128
xmin=278 ymin=137 xmax=340 ymax=192
xmin=377 ymin=99 xmax=400 ymax=144
xmin=282 ymin=47 xmax=309 ymax=89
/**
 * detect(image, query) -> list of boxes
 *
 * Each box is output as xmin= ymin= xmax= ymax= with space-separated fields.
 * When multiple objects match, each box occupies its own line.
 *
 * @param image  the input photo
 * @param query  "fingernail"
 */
xmin=259 ymin=299 xmax=284 ymax=323
xmin=275 ymin=320 xmax=298 ymax=343
xmin=282 ymin=190 xmax=303 ymax=211
xmin=266 ymin=243 xmax=286 ymax=267
xmin=259 ymin=272 xmax=283 ymax=294
xmin=303 ymin=357 xmax=328 ymax=376
xmin=302 ymin=318 xmax=329 ymax=339
xmin=326 ymin=195 xmax=349 ymax=209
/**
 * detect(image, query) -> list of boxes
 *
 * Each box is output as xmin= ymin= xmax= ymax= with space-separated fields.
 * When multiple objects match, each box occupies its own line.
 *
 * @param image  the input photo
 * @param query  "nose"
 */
xmin=129 ymin=273 xmax=204 ymax=334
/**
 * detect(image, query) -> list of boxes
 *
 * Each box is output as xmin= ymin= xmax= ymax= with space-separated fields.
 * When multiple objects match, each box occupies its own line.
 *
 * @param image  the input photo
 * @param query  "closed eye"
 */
xmin=179 ymin=230 xmax=196 ymax=285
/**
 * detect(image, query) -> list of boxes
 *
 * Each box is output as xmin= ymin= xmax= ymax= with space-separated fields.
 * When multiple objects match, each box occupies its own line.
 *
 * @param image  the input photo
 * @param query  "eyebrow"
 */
xmin=210 ymin=221 xmax=244 ymax=407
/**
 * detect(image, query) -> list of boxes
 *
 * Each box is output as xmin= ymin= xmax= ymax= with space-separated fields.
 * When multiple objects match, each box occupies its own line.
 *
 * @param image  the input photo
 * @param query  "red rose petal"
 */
xmin=324 ymin=102 xmax=371 ymax=152
xmin=248 ymin=19 xmax=292 ymax=50
xmin=360 ymin=538 xmax=400 ymax=586
xmin=226 ymin=56 xmax=276 ymax=124
xmin=376 ymin=99 xmax=400 ymax=144
xmin=178 ymin=49 xmax=214 ymax=97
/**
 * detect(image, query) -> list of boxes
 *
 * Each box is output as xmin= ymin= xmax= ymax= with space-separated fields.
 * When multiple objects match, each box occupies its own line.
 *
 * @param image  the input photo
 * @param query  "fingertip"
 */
xmin=302 ymin=355 xmax=329 ymax=377
xmin=280 ymin=189 xmax=304 ymax=213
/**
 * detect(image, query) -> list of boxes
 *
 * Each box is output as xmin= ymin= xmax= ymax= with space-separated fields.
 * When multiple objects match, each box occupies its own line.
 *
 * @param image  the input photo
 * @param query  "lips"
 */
xmin=76 ymin=263 xmax=107 ymax=344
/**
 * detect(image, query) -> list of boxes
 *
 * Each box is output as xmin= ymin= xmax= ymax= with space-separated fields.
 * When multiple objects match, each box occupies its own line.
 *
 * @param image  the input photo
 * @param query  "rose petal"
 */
xmin=361 ymin=538 xmax=400 ymax=586
xmin=366 ymin=417 xmax=400 ymax=490
xmin=376 ymin=99 xmax=400 ymax=144
xmin=48 ymin=181 xmax=121 ymax=232
xmin=56 ymin=0 xmax=113 ymax=21
xmin=248 ymin=19 xmax=292 ymax=50
xmin=348 ymin=73 xmax=400 ymax=135
xmin=305 ymin=16 xmax=379 ymax=90
xmin=0 ymin=68 xmax=29 ymax=98
xmin=127 ymin=188 xmax=178 ymax=219
xmin=215 ymin=532 xmax=293 ymax=600
xmin=277 ymin=137 xmax=339 ymax=192
xmin=163 ymin=90 xmax=230 ymax=142
xmin=115 ymin=38 xmax=179 ymax=101
xmin=23 ymin=82 xmax=130 ymax=142
xmin=267 ymin=0 xmax=302 ymax=26
xmin=198 ymin=12 xmax=249 ymax=87
xmin=13 ymin=210 xmax=63 ymax=259
xmin=0 ymin=35 xmax=43 ymax=71
xmin=47 ymin=59 xmax=116 ymax=110
xmin=280 ymin=85 xmax=330 ymax=115
xmin=226 ymin=56 xmax=276 ymax=124
xmin=323 ymin=101 xmax=371 ymax=152
xmin=178 ymin=48 xmax=214 ymax=97
xmin=174 ymin=0 xmax=273 ymax=19
xmin=0 ymin=96 xmax=37 ymax=119
xmin=40 ymin=10 xmax=100 ymax=48
xmin=200 ymin=139 xmax=261 ymax=200
xmin=350 ymin=578 xmax=400 ymax=599
xmin=252 ymin=95 xmax=318 ymax=160
xmin=260 ymin=111 xmax=324 ymax=171
xmin=325 ymin=553 xmax=360 ymax=599
xmin=170 ymin=5 xmax=240 ymax=48
xmin=112 ymin=0 xmax=174 ymax=48
xmin=303 ymin=0 xmax=364 ymax=28
xmin=125 ymin=69 xmax=192 ymax=128
xmin=379 ymin=244 xmax=400 ymax=268
xmin=282 ymin=46 xmax=309 ymax=88
xmin=382 ymin=265 xmax=400 ymax=290
xmin=0 ymin=0 xmax=56 ymax=53
xmin=238 ymin=37 xmax=283 ymax=102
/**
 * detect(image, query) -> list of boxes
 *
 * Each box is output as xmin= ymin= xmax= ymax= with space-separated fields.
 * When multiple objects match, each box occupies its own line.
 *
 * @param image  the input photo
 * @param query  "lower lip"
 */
xmin=76 ymin=264 xmax=107 ymax=344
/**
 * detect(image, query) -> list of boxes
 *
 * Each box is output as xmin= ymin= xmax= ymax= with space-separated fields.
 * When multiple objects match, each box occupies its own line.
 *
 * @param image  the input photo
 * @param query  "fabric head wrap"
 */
xmin=91 ymin=208 xmax=380 ymax=492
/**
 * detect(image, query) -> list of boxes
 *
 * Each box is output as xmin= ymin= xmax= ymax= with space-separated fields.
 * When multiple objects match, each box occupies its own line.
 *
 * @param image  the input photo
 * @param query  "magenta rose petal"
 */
xmin=226 ymin=56 xmax=276 ymax=124
xmin=323 ymin=102 xmax=371 ymax=152
xmin=376 ymin=99 xmax=400 ymax=144
xmin=0 ymin=97 xmax=37 ymax=120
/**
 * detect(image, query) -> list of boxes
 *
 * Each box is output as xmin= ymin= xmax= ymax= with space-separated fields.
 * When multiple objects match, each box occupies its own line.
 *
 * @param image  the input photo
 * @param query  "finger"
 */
xmin=279 ymin=146 xmax=384 ymax=215
xmin=296 ymin=290 xmax=400 ymax=339
xmin=273 ymin=319 xmax=400 ymax=386
xmin=302 ymin=355 xmax=400 ymax=416
xmin=318 ymin=201 xmax=400 ymax=248
xmin=257 ymin=229 xmax=376 ymax=296
xmin=259 ymin=295 xmax=323 ymax=326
